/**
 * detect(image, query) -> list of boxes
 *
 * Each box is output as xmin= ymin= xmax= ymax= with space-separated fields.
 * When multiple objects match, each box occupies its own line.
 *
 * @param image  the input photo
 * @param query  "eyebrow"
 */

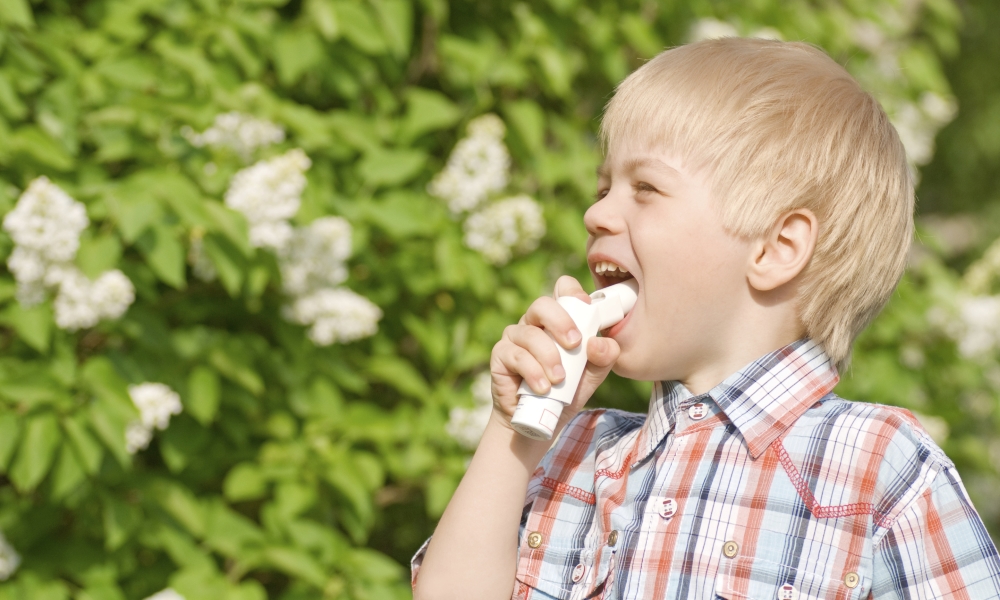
xmin=597 ymin=157 xmax=682 ymax=180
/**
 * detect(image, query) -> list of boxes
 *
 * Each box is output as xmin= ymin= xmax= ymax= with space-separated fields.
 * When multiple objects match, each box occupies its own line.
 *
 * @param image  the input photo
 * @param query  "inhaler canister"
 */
xmin=510 ymin=279 xmax=639 ymax=440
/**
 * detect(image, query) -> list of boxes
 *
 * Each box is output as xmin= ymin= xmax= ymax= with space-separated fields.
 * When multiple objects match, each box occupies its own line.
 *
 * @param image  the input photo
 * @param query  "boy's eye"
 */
xmin=635 ymin=182 xmax=657 ymax=193
xmin=595 ymin=188 xmax=609 ymax=201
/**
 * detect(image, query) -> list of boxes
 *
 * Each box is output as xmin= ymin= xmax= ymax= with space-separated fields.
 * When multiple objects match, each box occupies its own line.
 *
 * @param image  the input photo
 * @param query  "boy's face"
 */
xmin=587 ymin=146 xmax=755 ymax=383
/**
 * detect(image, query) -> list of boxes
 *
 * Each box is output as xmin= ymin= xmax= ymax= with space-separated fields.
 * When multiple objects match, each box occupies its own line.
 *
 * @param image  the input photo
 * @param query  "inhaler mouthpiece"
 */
xmin=510 ymin=279 xmax=639 ymax=440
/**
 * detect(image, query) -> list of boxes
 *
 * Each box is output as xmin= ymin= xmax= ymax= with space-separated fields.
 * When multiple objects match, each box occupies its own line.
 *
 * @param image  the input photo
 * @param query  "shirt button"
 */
xmin=777 ymin=583 xmax=798 ymax=600
xmin=844 ymin=572 xmax=860 ymax=588
xmin=571 ymin=563 xmax=586 ymax=583
xmin=688 ymin=402 xmax=708 ymax=420
xmin=658 ymin=498 xmax=678 ymax=519
xmin=607 ymin=530 xmax=619 ymax=547
xmin=722 ymin=540 xmax=739 ymax=558
xmin=527 ymin=532 xmax=543 ymax=548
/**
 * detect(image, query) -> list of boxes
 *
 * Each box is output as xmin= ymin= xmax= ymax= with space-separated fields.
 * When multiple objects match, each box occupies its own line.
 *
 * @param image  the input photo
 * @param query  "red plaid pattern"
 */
xmin=413 ymin=339 xmax=1000 ymax=599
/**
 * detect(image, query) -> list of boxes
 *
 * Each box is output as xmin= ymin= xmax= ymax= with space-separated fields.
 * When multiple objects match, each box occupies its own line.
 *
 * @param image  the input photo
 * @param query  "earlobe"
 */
xmin=747 ymin=209 xmax=818 ymax=292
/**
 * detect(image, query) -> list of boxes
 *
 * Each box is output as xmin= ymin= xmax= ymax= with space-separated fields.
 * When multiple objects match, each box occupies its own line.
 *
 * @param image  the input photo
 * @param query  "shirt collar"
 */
xmin=636 ymin=339 xmax=839 ymax=463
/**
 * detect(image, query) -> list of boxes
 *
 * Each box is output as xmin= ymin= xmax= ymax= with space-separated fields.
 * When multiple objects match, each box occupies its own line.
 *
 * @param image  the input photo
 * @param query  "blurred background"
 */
xmin=0 ymin=0 xmax=998 ymax=598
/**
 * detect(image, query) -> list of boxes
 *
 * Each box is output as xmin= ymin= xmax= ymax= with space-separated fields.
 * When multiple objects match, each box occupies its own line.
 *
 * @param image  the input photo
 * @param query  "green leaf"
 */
xmin=503 ymin=99 xmax=545 ymax=155
xmin=136 ymin=225 xmax=187 ymax=289
xmin=186 ymin=366 xmax=220 ymax=425
xmin=103 ymin=495 xmax=142 ymax=550
xmin=158 ymin=483 xmax=206 ymax=537
xmin=425 ymin=472 xmax=459 ymax=517
xmin=204 ymin=202 xmax=252 ymax=257
xmin=223 ymin=462 xmax=267 ymax=502
xmin=0 ymin=302 xmax=53 ymax=352
xmin=306 ymin=0 xmax=340 ymax=41
xmin=8 ymin=411 xmax=61 ymax=492
xmin=0 ymin=411 xmax=21 ymax=472
xmin=208 ymin=346 xmax=264 ymax=396
xmin=62 ymin=414 xmax=104 ymax=475
xmin=357 ymin=148 xmax=427 ymax=187
xmin=203 ymin=499 xmax=266 ymax=557
xmin=273 ymin=29 xmax=324 ymax=86
xmin=8 ymin=126 xmax=74 ymax=170
xmin=370 ymin=0 xmax=413 ymax=58
xmin=399 ymin=88 xmax=461 ymax=142
xmin=333 ymin=1 xmax=387 ymax=55
xmin=76 ymin=232 xmax=123 ymax=279
xmin=50 ymin=442 xmax=87 ymax=500
xmin=88 ymin=396 xmax=132 ymax=469
xmin=366 ymin=355 xmax=431 ymax=398
xmin=0 ymin=0 xmax=34 ymax=28
xmin=362 ymin=191 xmax=443 ymax=238
xmin=201 ymin=233 xmax=247 ymax=297
xmin=81 ymin=356 xmax=131 ymax=406
xmin=265 ymin=546 xmax=329 ymax=588
xmin=110 ymin=196 xmax=163 ymax=243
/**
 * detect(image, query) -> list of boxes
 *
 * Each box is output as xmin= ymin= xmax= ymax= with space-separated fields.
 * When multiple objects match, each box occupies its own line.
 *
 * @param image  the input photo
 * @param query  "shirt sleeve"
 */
xmin=871 ymin=465 xmax=1000 ymax=599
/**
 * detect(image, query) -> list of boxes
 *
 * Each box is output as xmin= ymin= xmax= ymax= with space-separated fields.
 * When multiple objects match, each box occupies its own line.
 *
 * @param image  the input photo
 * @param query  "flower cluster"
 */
xmin=278 ymin=217 xmax=353 ymax=296
xmin=429 ymin=115 xmax=546 ymax=265
xmin=182 ymin=111 xmax=285 ymax=161
xmin=283 ymin=288 xmax=383 ymax=346
xmin=446 ymin=372 xmax=494 ymax=449
xmin=224 ymin=149 xmax=311 ymax=250
xmin=0 ymin=531 xmax=20 ymax=581
xmin=125 ymin=383 xmax=183 ymax=454
xmin=428 ymin=114 xmax=510 ymax=214
xmin=891 ymin=92 xmax=957 ymax=168
xmin=464 ymin=195 xmax=546 ymax=265
xmin=2 ymin=177 xmax=135 ymax=330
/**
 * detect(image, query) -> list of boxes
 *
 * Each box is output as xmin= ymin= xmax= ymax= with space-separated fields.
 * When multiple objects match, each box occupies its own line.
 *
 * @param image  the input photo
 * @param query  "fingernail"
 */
xmin=567 ymin=330 xmax=582 ymax=344
xmin=553 ymin=365 xmax=566 ymax=380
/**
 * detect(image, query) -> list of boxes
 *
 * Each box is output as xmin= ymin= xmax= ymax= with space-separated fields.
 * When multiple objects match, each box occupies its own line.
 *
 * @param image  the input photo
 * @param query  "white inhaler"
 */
xmin=510 ymin=278 xmax=639 ymax=440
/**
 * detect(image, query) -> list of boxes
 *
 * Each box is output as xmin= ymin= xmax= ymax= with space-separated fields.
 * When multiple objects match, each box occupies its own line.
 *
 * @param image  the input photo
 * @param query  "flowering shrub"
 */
xmin=0 ymin=0 xmax=989 ymax=599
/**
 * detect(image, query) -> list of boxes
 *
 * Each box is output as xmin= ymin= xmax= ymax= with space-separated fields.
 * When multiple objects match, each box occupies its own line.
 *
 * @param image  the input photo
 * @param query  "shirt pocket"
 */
xmin=514 ymin=535 xmax=614 ymax=600
xmin=714 ymin=555 xmax=870 ymax=600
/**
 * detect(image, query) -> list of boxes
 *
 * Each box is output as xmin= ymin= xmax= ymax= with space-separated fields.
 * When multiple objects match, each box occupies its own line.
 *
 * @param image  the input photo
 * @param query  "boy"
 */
xmin=412 ymin=38 xmax=1000 ymax=599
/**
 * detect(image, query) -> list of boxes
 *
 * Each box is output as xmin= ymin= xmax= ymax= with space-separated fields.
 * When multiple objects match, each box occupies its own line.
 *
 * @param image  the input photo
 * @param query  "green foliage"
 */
xmin=0 ymin=0 xmax=989 ymax=599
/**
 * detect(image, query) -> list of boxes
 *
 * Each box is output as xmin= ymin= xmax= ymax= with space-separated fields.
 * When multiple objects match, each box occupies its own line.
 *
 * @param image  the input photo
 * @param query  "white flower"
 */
xmin=891 ymin=93 xmax=957 ymax=168
xmin=446 ymin=372 xmax=494 ymax=450
xmin=0 ymin=532 xmax=20 ymax=581
xmin=428 ymin=115 xmax=510 ymax=214
xmin=224 ymin=149 xmax=311 ymax=250
xmin=129 ymin=383 xmax=182 ymax=430
xmin=91 ymin=270 xmax=136 ymax=320
xmin=463 ymin=195 xmax=546 ymax=265
xmin=54 ymin=270 xmax=102 ymax=331
xmin=284 ymin=288 xmax=382 ymax=345
xmin=125 ymin=420 xmax=154 ymax=454
xmin=188 ymin=231 xmax=217 ymax=282
xmin=689 ymin=18 xmax=739 ymax=42
xmin=2 ymin=176 xmax=89 ymax=263
xmin=182 ymin=111 xmax=285 ymax=160
xmin=53 ymin=268 xmax=135 ymax=331
xmin=278 ymin=217 xmax=352 ymax=296
xmin=143 ymin=589 xmax=186 ymax=600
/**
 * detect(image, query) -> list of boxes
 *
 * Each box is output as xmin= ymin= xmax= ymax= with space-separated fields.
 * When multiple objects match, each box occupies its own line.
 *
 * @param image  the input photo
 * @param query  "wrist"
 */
xmin=484 ymin=410 xmax=552 ymax=466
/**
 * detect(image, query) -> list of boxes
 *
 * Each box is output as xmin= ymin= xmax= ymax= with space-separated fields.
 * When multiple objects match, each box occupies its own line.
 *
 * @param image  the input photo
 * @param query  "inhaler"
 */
xmin=510 ymin=279 xmax=639 ymax=440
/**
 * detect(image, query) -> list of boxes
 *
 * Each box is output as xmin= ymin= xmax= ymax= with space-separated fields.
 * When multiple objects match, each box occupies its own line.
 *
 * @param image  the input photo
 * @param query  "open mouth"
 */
xmin=593 ymin=260 xmax=636 ymax=290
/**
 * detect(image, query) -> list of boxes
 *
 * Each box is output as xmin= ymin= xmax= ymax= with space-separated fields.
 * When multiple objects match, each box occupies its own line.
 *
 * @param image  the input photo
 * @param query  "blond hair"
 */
xmin=601 ymin=38 xmax=913 ymax=372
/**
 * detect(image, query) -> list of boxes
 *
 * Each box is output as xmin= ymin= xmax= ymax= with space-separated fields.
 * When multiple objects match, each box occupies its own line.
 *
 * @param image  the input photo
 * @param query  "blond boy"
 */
xmin=412 ymin=38 xmax=1000 ymax=599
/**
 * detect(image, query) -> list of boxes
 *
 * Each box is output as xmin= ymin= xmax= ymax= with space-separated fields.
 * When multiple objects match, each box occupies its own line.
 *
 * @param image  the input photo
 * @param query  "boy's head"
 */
xmin=587 ymin=37 xmax=912 ymax=380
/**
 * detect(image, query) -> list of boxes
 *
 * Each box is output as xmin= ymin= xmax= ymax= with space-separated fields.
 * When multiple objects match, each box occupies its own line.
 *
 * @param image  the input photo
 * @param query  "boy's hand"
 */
xmin=489 ymin=275 xmax=621 ymax=435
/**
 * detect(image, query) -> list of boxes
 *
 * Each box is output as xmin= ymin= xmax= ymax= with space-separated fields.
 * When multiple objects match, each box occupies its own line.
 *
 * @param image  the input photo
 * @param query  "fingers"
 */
xmin=504 ymin=324 xmax=567 ymax=386
xmin=554 ymin=275 xmax=591 ymax=303
xmin=495 ymin=334 xmax=553 ymax=395
xmin=523 ymin=296 xmax=582 ymax=350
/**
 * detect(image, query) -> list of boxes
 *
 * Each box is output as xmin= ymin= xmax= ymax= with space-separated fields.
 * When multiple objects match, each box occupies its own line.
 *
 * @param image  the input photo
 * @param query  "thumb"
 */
xmin=569 ymin=336 xmax=621 ymax=412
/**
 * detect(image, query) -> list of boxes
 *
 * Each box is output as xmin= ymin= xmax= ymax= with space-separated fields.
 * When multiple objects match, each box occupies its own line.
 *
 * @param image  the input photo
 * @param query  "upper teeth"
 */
xmin=595 ymin=261 xmax=629 ymax=275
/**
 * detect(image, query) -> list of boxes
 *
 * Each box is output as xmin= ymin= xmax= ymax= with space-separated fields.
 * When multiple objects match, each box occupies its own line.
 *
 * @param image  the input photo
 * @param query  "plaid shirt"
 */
xmin=412 ymin=339 xmax=1000 ymax=599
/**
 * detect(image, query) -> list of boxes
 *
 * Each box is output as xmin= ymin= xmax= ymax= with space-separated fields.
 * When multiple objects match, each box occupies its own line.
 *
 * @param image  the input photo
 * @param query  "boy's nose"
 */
xmin=584 ymin=190 xmax=627 ymax=237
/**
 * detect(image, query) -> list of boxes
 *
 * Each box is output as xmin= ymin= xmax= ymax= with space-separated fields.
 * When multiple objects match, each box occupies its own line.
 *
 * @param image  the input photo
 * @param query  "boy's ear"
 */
xmin=747 ymin=209 xmax=818 ymax=292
